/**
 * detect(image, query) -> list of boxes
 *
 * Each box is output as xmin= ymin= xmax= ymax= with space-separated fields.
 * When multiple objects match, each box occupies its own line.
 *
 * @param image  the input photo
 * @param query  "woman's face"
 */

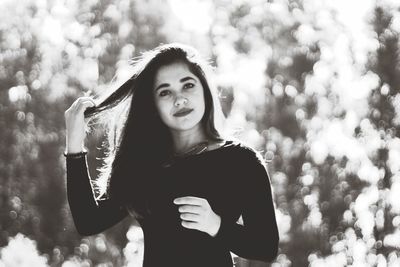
xmin=153 ymin=61 xmax=206 ymax=132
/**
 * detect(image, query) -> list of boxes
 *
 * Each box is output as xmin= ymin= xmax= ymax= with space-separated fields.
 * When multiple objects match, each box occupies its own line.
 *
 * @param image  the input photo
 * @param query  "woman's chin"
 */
xmin=169 ymin=120 xmax=202 ymax=132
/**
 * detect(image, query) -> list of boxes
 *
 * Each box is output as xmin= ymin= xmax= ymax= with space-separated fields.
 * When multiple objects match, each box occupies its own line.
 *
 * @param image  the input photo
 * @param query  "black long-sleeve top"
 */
xmin=66 ymin=140 xmax=279 ymax=267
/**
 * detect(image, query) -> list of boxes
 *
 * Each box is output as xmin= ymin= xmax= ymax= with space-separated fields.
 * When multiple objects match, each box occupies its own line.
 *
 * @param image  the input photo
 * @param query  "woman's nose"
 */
xmin=174 ymin=95 xmax=188 ymax=107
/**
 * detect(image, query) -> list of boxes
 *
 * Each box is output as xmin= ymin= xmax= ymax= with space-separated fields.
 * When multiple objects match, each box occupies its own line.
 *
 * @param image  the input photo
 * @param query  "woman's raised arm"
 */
xmin=64 ymin=96 xmax=127 ymax=236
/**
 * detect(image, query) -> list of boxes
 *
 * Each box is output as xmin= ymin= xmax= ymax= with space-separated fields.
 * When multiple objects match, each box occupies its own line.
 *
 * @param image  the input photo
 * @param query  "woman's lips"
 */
xmin=174 ymin=109 xmax=193 ymax=117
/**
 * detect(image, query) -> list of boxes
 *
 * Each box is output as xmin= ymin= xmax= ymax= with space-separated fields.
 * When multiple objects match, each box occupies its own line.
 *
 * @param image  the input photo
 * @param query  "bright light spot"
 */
xmin=388 ymin=251 xmax=400 ymax=266
xmin=242 ymin=128 xmax=263 ymax=148
xmin=272 ymin=82 xmax=284 ymax=97
xmin=383 ymin=229 xmax=400 ymax=249
xmin=124 ymin=225 xmax=144 ymax=267
xmin=275 ymin=209 xmax=291 ymax=243
xmin=343 ymin=210 xmax=353 ymax=223
xmin=273 ymin=253 xmax=292 ymax=267
xmin=295 ymin=24 xmax=317 ymax=45
xmin=41 ymin=16 xmax=64 ymax=45
xmin=307 ymin=208 xmax=322 ymax=227
xmin=168 ymin=0 xmax=213 ymax=34
xmin=301 ymin=174 xmax=314 ymax=186
xmin=375 ymin=209 xmax=384 ymax=230
xmin=126 ymin=225 xmax=143 ymax=242
xmin=77 ymin=58 xmax=99 ymax=89
xmin=284 ymin=85 xmax=297 ymax=97
xmin=31 ymin=80 xmax=41 ymax=90
xmin=332 ymin=240 xmax=345 ymax=253
xmin=388 ymin=138 xmax=400 ymax=174
xmin=95 ymin=236 xmax=106 ymax=253
xmin=48 ymin=74 xmax=68 ymax=100
xmin=357 ymin=161 xmax=379 ymax=184
xmin=295 ymin=108 xmax=306 ymax=121
xmin=354 ymin=187 xmax=378 ymax=237
xmin=310 ymin=139 xmax=328 ymax=165
xmin=0 ymin=233 xmax=48 ymax=267
xmin=392 ymin=94 xmax=400 ymax=126
xmin=8 ymin=85 xmax=28 ymax=102
xmin=348 ymin=71 xmax=380 ymax=100
xmin=65 ymin=21 xmax=85 ymax=42
xmin=103 ymin=4 xmax=121 ymax=21
xmin=344 ymin=110 xmax=359 ymax=134
xmin=119 ymin=21 xmax=133 ymax=39
xmin=4 ymin=30 xmax=21 ymax=50
xmin=389 ymin=175 xmax=400 ymax=214
xmin=392 ymin=216 xmax=400 ymax=227
xmin=380 ymin=83 xmax=390 ymax=95
xmin=377 ymin=254 xmax=388 ymax=267
xmin=309 ymin=251 xmax=347 ymax=267
xmin=351 ymin=239 xmax=368 ymax=266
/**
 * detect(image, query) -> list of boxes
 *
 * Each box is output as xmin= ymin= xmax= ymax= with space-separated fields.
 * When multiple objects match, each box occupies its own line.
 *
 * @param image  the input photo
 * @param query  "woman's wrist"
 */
xmin=65 ymin=140 xmax=85 ymax=154
xmin=63 ymin=149 xmax=87 ymax=158
xmin=64 ymin=142 xmax=88 ymax=158
xmin=65 ymin=148 xmax=86 ymax=154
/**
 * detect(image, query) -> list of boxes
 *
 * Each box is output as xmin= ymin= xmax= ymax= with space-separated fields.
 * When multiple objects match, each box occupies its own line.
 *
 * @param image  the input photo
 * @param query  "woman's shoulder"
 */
xmin=218 ymin=139 xmax=270 ymax=187
xmin=217 ymin=138 xmax=266 ymax=166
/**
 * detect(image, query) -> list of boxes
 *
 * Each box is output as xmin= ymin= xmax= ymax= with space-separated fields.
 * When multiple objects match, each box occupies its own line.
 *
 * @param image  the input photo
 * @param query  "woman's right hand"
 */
xmin=64 ymin=97 xmax=96 ymax=153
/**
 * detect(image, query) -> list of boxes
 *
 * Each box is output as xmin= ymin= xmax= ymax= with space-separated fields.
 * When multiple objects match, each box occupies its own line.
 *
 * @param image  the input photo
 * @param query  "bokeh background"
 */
xmin=1 ymin=0 xmax=400 ymax=266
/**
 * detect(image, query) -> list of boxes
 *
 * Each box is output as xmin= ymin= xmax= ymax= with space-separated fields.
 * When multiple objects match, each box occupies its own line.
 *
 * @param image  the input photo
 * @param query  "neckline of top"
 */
xmin=161 ymin=140 xmax=238 ymax=168
xmin=178 ymin=140 xmax=238 ymax=159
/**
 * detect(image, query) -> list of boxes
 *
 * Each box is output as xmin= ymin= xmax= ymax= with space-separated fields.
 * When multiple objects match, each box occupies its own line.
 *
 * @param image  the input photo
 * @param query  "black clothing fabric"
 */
xmin=66 ymin=140 xmax=279 ymax=267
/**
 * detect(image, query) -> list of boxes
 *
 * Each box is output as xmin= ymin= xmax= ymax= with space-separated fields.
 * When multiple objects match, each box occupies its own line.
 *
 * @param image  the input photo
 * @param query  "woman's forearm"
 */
xmin=66 ymin=155 xmax=127 ymax=236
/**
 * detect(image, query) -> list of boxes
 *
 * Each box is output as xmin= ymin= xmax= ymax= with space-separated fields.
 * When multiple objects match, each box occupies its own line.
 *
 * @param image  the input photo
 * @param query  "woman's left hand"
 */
xmin=173 ymin=196 xmax=221 ymax=237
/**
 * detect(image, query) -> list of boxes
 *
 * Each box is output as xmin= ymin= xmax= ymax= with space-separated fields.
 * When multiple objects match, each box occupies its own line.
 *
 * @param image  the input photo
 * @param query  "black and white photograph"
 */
xmin=0 ymin=0 xmax=399 ymax=266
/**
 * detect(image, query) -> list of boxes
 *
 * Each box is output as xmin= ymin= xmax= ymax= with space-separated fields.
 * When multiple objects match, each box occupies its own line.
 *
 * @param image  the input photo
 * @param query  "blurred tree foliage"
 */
xmin=367 ymin=5 xmax=399 ymax=259
xmin=0 ymin=0 xmax=171 ymax=265
xmin=211 ymin=0 xmax=400 ymax=266
xmin=1 ymin=0 xmax=400 ymax=266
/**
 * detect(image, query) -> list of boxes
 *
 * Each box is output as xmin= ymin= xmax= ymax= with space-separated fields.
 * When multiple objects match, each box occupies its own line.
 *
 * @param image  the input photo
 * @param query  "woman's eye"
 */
xmin=159 ymin=90 xmax=170 ymax=97
xmin=183 ymin=83 xmax=194 ymax=89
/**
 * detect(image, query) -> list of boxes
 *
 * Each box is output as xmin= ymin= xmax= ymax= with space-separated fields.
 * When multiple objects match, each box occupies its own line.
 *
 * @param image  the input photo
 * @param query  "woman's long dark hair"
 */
xmin=83 ymin=43 xmax=226 ymax=219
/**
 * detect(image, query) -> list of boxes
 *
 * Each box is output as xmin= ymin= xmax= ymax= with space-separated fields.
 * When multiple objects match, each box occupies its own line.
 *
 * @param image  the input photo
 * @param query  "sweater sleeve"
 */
xmin=66 ymin=155 xmax=128 ymax=236
xmin=214 ymin=150 xmax=279 ymax=262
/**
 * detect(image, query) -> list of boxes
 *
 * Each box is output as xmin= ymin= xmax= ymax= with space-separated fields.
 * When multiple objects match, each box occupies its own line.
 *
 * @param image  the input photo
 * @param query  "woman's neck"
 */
xmin=170 ymin=126 xmax=209 ymax=154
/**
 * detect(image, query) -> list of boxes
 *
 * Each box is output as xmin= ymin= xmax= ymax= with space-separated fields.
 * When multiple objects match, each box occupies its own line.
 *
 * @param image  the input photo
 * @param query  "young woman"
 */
xmin=64 ymin=43 xmax=279 ymax=267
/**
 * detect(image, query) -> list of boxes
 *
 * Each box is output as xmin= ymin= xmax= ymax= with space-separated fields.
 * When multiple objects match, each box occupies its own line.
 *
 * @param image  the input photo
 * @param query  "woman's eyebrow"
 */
xmin=155 ymin=76 xmax=196 ymax=92
xmin=180 ymin=76 xmax=196 ymax=83
xmin=155 ymin=83 xmax=169 ymax=92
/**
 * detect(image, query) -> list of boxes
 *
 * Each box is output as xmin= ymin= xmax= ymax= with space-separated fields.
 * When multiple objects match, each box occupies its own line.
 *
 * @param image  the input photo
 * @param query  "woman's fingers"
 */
xmin=66 ymin=97 xmax=96 ymax=115
xmin=181 ymin=220 xmax=199 ymax=230
xmin=173 ymin=196 xmax=205 ymax=206
xmin=180 ymin=212 xmax=199 ymax=222
xmin=174 ymin=196 xmax=221 ymax=236
xmin=178 ymin=204 xmax=203 ymax=214
xmin=77 ymin=100 xmax=95 ymax=113
xmin=174 ymin=197 xmax=209 ymax=216
xmin=75 ymin=96 xmax=95 ymax=108
xmin=76 ymin=96 xmax=96 ymax=104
